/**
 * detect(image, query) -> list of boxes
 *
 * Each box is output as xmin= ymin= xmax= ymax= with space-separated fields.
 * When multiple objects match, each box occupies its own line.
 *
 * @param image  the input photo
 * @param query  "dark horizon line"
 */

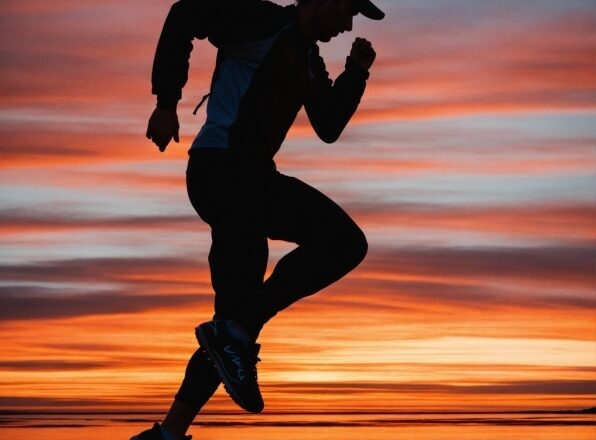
xmin=1 ymin=407 xmax=594 ymax=416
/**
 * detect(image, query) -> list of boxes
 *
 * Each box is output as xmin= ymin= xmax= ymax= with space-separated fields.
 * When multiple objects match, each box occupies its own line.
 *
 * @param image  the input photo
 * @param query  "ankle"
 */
xmin=225 ymin=319 xmax=256 ymax=344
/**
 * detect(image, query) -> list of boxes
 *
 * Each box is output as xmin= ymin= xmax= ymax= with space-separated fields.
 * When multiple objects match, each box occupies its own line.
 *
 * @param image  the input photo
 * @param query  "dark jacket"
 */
xmin=152 ymin=0 xmax=370 ymax=158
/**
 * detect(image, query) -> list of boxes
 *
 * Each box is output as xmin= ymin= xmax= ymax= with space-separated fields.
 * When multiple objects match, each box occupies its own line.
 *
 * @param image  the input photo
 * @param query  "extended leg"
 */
xmin=152 ymin=348 xmax=219 ymax=439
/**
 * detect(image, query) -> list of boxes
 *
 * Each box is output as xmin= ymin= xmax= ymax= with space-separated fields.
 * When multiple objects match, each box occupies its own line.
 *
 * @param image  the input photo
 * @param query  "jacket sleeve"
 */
xmin=151 ymin=0 xmax=208 ymax=110
xmin=151 ymin=0 xmax=290 ymax=110
xmin=304 ymin=45 xmax=370 ymax=144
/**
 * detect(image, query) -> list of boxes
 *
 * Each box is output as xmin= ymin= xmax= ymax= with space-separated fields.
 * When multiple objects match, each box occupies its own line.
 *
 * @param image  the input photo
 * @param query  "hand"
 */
xmin=349 ymin=37 xmax=376 ymax=70
xmin=146 ymin=107 xmax=180 ymax=152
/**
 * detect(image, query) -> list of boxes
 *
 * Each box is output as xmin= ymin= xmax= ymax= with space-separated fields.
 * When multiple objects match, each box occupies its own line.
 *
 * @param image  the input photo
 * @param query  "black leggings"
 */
xmin=175 ymin=148 xmax=367 ymax=410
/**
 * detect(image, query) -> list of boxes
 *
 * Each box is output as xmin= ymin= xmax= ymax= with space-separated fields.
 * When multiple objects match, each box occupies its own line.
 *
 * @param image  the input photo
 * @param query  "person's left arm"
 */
xmin=305 ymin=38 xmax=376 ymax=144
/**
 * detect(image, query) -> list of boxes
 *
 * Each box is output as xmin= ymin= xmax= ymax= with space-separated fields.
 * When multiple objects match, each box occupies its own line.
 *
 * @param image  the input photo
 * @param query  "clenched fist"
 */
xmin=349 ymin=37 xmax=376 ymax=71
xmin=146 ymin=107 xmax=180 ymax=152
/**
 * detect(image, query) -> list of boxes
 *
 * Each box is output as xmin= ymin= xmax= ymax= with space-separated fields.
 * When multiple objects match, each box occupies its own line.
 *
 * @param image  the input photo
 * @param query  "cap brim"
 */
xmin=358 ymin=0 xmax=385 ymax=20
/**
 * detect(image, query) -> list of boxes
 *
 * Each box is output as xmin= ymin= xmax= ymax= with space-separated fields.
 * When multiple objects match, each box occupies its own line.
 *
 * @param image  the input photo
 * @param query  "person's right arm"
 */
xmin=151 ymin=0 xmax=209 ymax=112
xmin=146 ymin=0 xmax=207 ymax=151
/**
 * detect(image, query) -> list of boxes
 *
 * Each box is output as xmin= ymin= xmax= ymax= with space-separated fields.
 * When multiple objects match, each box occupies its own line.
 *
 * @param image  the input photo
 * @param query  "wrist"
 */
xmin=345 ymin=56 xmax=370 ymax=80
xmin=156 ymin=95 xmax=178 ymax=111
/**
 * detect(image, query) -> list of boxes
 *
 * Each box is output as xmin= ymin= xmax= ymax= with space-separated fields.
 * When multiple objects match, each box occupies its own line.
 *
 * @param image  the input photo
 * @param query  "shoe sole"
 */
xmin=195 ymin=323 xmax=263 ymax=414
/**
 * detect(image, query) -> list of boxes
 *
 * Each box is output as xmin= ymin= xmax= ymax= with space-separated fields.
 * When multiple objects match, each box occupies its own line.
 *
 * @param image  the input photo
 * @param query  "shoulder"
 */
xmin=208 ymin=1 xmax=297 ymax=45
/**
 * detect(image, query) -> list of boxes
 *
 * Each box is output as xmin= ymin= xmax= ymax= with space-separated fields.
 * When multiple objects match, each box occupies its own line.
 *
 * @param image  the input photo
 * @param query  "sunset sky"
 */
xmin=0 ymin=0 xmax=595 ymax=414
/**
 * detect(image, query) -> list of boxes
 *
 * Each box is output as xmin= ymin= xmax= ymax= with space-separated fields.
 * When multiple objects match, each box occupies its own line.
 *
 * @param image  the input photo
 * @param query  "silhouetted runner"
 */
xmin=133 ymin=1 xmax=384 ymax=439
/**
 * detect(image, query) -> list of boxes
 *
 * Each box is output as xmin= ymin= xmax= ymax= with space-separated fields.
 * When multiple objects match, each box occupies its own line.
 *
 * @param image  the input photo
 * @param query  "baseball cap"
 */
xmin=358 ymin=0 xmax=385 ymax=20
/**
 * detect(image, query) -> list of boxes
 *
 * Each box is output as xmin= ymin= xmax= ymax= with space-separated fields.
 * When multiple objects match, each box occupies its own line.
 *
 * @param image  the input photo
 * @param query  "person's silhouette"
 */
xmin=134 ymin=1 xmax=384 ymax=439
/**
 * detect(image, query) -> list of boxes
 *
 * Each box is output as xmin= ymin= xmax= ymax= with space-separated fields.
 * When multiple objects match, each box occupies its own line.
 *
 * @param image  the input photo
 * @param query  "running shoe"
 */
xmin=195 ymin=320 xmax=264 ymax=413
xmin=129 ymin=422 xmax=191 ymax=440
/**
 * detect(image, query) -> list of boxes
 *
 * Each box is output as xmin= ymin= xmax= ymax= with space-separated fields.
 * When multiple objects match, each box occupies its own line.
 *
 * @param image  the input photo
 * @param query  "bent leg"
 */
xmin=235 ymin=174 xmax=368 ymax=336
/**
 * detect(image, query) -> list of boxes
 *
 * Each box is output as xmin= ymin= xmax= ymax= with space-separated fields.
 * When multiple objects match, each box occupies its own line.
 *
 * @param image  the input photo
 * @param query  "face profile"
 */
xmin=311 ymin=0 xmax=358 ymax=42
xmin=296 ymin=0 xmax=385 ymax=43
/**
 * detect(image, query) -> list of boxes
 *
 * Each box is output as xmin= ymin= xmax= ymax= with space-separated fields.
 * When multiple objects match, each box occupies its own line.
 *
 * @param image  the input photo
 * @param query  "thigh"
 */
xmin=186 ymin=148 xmax=269 ymax=231
xmin=264 ymin=173 xmax=361 ymax=245
xmin=187 ymin=149 xmax=272 ymax=316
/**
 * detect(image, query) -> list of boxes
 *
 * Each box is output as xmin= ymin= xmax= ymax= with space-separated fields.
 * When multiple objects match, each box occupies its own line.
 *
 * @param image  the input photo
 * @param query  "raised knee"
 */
xmin=338 ymin=224 xmax=368 ymax=269
xmin=352 ymin=226 xmax=368 ymax=266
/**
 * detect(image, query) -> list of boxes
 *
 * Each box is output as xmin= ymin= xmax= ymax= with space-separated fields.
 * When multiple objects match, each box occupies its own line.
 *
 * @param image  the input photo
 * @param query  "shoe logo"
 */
xmin=224 ymin=345 xmax=245 ymax=381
